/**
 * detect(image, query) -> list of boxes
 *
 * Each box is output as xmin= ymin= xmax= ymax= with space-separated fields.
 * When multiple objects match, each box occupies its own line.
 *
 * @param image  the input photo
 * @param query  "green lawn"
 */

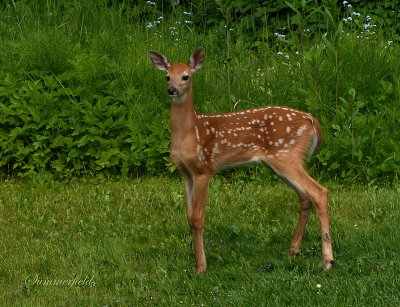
xmin=1 ymin=177 xmax=399 ymax=305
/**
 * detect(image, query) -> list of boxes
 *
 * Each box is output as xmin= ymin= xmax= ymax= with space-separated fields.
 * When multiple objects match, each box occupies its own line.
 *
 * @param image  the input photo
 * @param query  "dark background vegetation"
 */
xmin=0 ymin=0 xmax=399 ymax=183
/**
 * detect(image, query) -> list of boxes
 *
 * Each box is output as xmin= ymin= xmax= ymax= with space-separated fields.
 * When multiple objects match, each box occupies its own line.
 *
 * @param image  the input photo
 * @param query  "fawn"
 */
xmin=149 ymin=48 xmax=334 ymax=273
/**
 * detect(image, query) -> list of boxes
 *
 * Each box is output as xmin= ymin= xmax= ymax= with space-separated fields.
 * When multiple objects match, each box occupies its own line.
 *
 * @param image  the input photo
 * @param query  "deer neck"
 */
xmin=169 ymin=87 xmax=197 ymax=151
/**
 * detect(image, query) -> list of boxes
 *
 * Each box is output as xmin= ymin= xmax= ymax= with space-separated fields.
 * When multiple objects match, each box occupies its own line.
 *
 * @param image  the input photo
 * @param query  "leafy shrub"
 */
xmin=0 ymin=66 xmax=171 ymax=179
xmin=0 ymin=0 xmax=399 ymax=183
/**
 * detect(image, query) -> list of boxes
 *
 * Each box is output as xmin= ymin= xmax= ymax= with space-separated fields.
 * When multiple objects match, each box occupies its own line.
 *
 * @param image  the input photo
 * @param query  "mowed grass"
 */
xmin=0 ymin=177 xmax=399 ymax=305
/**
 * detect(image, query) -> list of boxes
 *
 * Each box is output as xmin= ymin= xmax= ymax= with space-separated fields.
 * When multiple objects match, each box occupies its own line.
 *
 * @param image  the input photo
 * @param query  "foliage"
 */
xmin=0 ymin=0 xmax=172 ymax=179
xmin=0 ymin=73 xmax=170 ymax=178
xmin=0 ymin=0 xmax=399 ymax=182
xmin=351 ymin=0 xmax=400 ymax=40
xmin=184 ymin=0 xmax=399 ymax=48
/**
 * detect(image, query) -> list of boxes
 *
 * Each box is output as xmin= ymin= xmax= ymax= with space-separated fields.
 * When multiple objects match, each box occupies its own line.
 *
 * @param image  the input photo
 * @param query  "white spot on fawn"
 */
xmin=286 ymin=126 xmax=291 ymax=133
xmin=197 ymin=145 xmax=205 ymax=161
xmin=278 ymin=149 xmax=289 ymax=154
xmin=286 ymin=113 xmax=293 ymax=121
xmin=210 ymin=143 xmax=221 ymax=162
xmin=297 ymin=124 xmax=307 ymax=136
xmin=195 ymin=126 xmax=200 ymax=142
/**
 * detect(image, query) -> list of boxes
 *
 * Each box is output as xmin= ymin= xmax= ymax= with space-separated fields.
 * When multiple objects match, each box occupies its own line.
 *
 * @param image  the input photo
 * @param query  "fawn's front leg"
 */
xmin=185 ymin=174 xmax=211 ymax=273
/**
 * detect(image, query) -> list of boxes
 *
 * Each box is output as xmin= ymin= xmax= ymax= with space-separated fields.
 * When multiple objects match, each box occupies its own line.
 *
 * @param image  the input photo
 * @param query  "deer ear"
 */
xmin=149 ymin=51 xmax=170 ymax=71
xmin=189 ymin=48 xmax=205 ymax=71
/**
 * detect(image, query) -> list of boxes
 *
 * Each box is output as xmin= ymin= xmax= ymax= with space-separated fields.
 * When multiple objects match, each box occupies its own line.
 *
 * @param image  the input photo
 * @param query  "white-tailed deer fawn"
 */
xmin=149 ymin=48 xmax=334 ymax=272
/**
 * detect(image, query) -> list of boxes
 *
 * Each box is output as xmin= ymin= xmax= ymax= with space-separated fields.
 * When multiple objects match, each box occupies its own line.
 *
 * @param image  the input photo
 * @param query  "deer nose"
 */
xmin=168 ymin=87 xmax=178 ymax=96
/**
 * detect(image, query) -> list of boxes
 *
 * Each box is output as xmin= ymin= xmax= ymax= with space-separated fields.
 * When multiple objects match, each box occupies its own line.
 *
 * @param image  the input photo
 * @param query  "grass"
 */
xmin=1 ymin=176 xmax=399 ymax=305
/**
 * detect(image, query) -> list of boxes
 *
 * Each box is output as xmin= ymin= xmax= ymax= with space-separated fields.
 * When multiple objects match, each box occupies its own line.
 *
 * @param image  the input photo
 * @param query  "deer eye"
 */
xmin=166 ymin=76 xmax=170 ymax=81
xmin=182 ymin=75 xmax=189 ymax=81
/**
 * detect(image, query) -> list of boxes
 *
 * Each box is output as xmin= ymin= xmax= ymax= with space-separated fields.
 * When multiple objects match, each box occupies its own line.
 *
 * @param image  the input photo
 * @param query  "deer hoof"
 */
xmin=324 ymin=259 xmax=334 ymax=270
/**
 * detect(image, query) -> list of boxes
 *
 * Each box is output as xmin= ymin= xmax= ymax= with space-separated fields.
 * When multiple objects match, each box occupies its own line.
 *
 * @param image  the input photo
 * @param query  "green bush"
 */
xmin=0 ymin=0 xmax=399 ymax=182
xmin=0 ymin=73 xmax=171 ymax=178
